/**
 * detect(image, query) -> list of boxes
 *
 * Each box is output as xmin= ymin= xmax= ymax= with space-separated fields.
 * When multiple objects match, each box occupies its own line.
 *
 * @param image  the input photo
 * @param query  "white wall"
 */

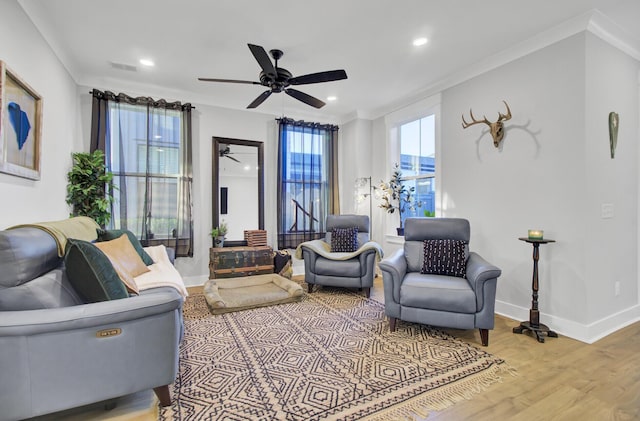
xmin=339 ymin=118 xmax=373 ymax=221
xmin=443 ymin=32 xmax=593 ymax=335
xmin=0 ymin=1 xmax=78 ymax=227
xmin=584 ymin=32 xmax=639 ymax=328
xmin=372 ymin=32 xmax=640 ymax=342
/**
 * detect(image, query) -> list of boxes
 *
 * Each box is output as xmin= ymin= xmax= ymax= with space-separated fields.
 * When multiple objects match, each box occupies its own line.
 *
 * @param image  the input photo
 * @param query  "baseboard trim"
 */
xmin=181 ymin=275 xmax=208 ymax=287
xmin=495 ymin=300 xmax=640 ymax=344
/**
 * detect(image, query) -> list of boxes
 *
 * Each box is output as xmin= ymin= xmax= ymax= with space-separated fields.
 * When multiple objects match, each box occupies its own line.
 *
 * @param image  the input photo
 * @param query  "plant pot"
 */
xmin=396 ymin=227 xmax=404 ymax=236
xmin=214 ymin=236 xmax=225 ymax=248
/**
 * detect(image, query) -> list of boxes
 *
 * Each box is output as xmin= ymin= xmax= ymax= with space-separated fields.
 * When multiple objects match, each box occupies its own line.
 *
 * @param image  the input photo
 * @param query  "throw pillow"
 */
xmin=331 ymin=227 xmax=359 ymax=252
xmin=64 ymin=239 xmax=129 ymax=303
xmin=96 ymin=229 xmax=154 ymax=265
xmin=94 ymin=234 xmax=150 ymax=294
xmin=421 ymin=239 xmax=467 ymax=278
xmin=273 ymin=249 xmax=293 ymax=279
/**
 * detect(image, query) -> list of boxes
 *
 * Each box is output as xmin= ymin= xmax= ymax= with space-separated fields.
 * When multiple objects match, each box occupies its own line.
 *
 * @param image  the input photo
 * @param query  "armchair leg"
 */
xmin=363 ymin=287 xmax=370 ymax=298
xmin=389 ymin=317 xmax=397 ymax=332
xmin=479 ymin=329 xmax=489 ymax=346
xmin=307 ymin=284 xmax=313 ymax=294
xmin=154 ymin=385 xmax=172 ymax=407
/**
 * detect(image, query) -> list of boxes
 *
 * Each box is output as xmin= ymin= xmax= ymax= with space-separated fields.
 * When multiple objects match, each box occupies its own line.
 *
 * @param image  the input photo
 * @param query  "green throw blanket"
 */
xmin=10 ymin=216 xmax=100 ymax=256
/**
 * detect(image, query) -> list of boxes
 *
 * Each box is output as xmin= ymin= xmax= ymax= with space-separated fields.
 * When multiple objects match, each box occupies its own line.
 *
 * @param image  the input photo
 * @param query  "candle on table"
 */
xmin=528 ymin=230 xmax=544 ymax=240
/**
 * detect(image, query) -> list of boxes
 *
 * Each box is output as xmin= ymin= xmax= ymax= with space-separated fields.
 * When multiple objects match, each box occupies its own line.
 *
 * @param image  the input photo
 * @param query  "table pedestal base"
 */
xmin=513 ymin=321 xmax=558 ymax=343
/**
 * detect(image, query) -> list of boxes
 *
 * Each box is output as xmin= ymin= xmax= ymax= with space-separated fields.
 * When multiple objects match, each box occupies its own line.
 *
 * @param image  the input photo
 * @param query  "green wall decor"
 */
xmin=609 ymin=112 xmax=619 ymax=159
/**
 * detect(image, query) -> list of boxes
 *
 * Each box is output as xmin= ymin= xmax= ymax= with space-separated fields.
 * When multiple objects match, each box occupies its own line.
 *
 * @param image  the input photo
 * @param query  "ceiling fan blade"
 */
xmin=198 ymin=78 xmax=261 ymax=85
xmin=248 ymin=44 xmax=276 ymax=79
xmin=227 ymin=155 xmax=241 ymax=163
xmin=247 ymin=90 xmax=272 ymax=109
xmin=285 ymin=88 xmax=326 ymax=108
xmin=289 ymin=69 xmax=348 ymax=85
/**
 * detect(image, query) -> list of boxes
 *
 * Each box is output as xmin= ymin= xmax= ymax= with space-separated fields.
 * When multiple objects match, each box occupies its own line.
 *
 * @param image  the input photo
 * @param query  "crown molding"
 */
xmin=587 ymin=10 xmax=640 ymax=60
xmin=364 ymin=9 xmax=640 ymax=121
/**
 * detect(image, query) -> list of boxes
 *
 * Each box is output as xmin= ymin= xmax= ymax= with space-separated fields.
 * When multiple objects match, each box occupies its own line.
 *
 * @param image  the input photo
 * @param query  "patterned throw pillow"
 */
xmin=330 ymin=227 xmax=359 ymax=252
xmin=421 ymin=239 xmax=467 ymax=278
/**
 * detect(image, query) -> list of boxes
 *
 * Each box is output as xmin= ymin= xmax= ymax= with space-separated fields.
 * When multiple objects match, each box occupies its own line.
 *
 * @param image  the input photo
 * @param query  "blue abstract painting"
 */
xmin=7 ymin=101 xmax=31 ymax=150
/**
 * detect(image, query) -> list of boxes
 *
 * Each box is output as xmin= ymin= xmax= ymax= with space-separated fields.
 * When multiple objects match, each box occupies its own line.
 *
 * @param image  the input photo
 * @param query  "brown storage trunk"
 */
xmin=209 ymin=246 xmax=274 ymax=279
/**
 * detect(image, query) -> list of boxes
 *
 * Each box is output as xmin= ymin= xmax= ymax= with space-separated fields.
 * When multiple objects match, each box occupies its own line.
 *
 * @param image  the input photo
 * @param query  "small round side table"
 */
xmin=513 ymin=237 xmax=558 ymax=343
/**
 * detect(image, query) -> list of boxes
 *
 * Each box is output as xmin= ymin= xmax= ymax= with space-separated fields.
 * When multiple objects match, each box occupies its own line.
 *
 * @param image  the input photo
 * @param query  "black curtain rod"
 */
xmin=276 ymin=117 xmax=339 ymax=131
xmin=90 ymin=89 xmax=195 ymax=110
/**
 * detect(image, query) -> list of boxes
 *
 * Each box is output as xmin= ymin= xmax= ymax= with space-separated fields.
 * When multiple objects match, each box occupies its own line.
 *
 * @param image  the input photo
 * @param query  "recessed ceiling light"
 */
xmin=413 ymin=37 xmax=428 ymax=47
xmin=139 ymin=58 xmax=155 ymax=67
xmin=327 ymin=96 xmax=337 ymax=101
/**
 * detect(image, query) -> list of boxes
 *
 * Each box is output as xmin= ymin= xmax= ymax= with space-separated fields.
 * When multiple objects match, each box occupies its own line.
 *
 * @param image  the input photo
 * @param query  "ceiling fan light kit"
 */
xmin=199 ymin=44 xmax=347 ymax=109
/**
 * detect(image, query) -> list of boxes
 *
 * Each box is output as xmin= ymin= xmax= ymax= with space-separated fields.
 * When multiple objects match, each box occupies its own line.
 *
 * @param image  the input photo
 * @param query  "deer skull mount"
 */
xmin=461 ymin=100 xmax=512 ymax=147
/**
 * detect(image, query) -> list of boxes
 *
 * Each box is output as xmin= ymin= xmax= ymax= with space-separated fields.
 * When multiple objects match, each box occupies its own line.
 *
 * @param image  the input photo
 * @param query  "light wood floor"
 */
xmin=30 ymin=278 xmax=640 ymax=420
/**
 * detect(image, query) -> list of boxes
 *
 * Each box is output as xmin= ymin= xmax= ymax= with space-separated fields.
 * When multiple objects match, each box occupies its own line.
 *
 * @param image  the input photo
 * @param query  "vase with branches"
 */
xmin=377 ymin=163 xmax=421 ymax=235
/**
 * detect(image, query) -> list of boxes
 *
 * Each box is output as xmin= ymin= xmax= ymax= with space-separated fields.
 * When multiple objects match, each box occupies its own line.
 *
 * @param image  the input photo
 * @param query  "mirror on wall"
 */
xmin=212 ymin=137 xmax=264 ymax=244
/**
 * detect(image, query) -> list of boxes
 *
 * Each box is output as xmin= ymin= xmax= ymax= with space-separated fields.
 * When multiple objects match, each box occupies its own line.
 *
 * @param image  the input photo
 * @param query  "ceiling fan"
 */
xmin=198 ymin=44 xmax=347 ymax=109
xmin=219 ymin=145 xmax=241 ymax=163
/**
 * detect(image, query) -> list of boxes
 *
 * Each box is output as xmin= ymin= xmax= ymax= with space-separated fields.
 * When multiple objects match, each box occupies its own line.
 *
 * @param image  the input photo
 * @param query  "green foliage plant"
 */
xmin=210 ymin=220 xmax=228 ymax=238
xmin=66 ymin=150 xmax=114 ymax=227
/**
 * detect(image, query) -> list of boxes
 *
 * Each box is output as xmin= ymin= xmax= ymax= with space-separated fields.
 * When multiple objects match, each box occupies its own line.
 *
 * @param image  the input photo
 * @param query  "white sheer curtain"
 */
xmin=90 ymin=90 xmax=194 ymax=257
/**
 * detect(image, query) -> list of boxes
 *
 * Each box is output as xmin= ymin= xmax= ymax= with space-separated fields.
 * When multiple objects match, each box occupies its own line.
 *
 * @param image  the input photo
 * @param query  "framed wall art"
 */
xmin=0 ymin=61 xmax=43 ymax=180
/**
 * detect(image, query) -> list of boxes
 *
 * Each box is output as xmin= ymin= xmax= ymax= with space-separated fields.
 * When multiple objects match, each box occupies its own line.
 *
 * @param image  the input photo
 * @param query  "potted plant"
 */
xmin=377 ymin=163 xmax=421 ymax=236
xmin=210 ymin=220 xmax=228 ymax=248
xmin=66 ymin=150 xmax=114 ymax=228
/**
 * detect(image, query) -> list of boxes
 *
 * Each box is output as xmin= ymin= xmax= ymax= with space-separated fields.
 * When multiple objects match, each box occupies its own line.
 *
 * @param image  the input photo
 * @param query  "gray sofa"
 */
xmin=0 ymin=226 xmax=184 ymax=420
xmin=379 ymin=217 xmax=501 ymax=346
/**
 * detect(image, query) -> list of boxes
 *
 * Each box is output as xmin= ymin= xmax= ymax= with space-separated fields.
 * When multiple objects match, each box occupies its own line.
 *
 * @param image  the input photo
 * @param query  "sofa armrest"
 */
xmin=466 ymin=252 xmax=501 ymax=289
xmin=357 ymin=246 xmax=379 ymax=265
xmin=379 ymin=248 xmax=407 ymax=304
xmin=0 ymin=288 xmax=183 ymax=337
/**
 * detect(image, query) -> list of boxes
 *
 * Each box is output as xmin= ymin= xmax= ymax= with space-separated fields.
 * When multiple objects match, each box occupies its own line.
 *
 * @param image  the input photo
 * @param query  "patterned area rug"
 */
xmin=160 ymin=287 xmax=511 ymax=420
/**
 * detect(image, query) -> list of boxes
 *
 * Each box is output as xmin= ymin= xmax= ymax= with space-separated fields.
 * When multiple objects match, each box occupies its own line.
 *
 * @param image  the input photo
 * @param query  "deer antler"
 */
xmin=461 ymin=109 xmax=490 ymax=129
xmin=462 ymin=100 xmax=513 ymax=148
xmin=497 ymin=100 xmax=512 ymax=122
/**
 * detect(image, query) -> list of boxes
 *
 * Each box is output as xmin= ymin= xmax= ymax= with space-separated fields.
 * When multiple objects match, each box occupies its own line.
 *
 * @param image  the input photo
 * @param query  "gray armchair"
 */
xmin=298 ymin=215 xmax=382 ymax=298
xmin=378 ymin=217 xmax=501 ymax=346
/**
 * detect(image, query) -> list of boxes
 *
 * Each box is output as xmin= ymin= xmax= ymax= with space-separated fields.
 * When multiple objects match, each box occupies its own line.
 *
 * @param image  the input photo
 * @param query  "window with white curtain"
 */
xmin=90 ymin=89 xmax=194 ymax=257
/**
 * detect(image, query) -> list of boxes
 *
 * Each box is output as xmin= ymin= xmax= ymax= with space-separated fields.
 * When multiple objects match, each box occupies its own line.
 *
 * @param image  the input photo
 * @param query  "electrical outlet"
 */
xmin=601 ymin=203 xmax=614 ymax=219
xmin=614 ymin=281 xmax=620 ymax=296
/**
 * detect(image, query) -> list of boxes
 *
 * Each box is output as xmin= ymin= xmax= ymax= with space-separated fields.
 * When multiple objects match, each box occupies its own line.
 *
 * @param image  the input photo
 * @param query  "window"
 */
xmin=90 ymin=90 xmax=194 ymax=257
xmin=399 ymin=114 xmax=436 ymax=227
xmin=385 ymin=94 xmax=440 ymax=233
xmin=277 ymin=118 xmax=339 ymax=249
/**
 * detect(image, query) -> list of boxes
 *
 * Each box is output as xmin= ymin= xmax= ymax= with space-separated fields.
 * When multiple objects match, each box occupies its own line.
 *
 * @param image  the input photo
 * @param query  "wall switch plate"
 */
xmin=601 ymin=203 xmax=614 ymax=219
xmin=614 ymin=281 xmax=620 ymax=296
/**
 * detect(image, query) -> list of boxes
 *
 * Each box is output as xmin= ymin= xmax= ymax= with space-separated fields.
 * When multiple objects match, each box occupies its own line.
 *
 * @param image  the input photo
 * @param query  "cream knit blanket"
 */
xmin=295 ymin=239 xmax=384 ymax=261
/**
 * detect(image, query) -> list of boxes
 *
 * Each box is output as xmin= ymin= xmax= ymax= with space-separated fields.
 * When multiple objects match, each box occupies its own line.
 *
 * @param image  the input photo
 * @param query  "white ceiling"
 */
xmin=18 ymin=0 xmax=640 ymax=122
